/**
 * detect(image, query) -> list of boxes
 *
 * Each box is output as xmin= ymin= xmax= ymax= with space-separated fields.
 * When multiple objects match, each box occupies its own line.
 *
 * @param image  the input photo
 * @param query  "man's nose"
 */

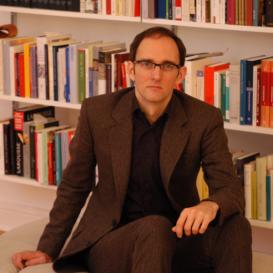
xmin=151 ymin=65 xmax=162 ymax=80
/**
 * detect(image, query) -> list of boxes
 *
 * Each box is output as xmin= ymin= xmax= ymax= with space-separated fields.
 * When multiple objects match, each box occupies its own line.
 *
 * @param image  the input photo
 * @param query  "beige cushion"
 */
xmin=0 ymin=218 xmax=88 ymax=273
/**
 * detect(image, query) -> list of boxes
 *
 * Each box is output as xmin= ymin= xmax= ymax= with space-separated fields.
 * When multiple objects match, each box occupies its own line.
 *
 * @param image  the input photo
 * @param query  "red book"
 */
xmin=121 ymin=62 xmax=127 ymax=88
xmin=18 ymin=52 xmax=25 ymax=97
xmin=260 ymin=59 xmax=272 ymax=127
xmin=115 ymin=52 xmax=129 ymax=91
xmin=204 ymin=62 xmax=230 ymax=105
xmin=14 ymin=52 xmax=20 ymax=96
xmin=106 ymin=0 xmax=111 ymax=15
xmin=246 ymin=0 xmax=253 ymax=26
xmin=227 ymin=0 xmax=236 ymax=24
xmin=134 ymin=0 xmax=140 ymax=16
xmin=47 ymin=130 xmax=56 ymax=185
xmin=270 ymin=61 xmax=273 ymax=128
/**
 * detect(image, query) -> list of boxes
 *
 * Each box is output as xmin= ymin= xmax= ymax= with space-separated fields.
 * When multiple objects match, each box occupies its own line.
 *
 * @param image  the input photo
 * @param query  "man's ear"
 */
xmin=177 ymin=66 xmax=187 ymax=83
xmin=127 ymin=61 xmax=135 ymax=82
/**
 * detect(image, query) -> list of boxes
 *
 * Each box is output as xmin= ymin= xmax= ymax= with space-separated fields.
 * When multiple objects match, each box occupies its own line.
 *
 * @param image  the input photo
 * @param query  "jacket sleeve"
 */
xmin=201 ymin=108 xmax=244 ymax=225
xmin=37 ymin=99 xmax=96 ymax=259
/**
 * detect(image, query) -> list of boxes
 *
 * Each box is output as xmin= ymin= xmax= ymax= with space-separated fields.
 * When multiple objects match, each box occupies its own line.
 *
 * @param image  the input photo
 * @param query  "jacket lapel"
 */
xmin=109 ymin=91 xmax=134 ymax=209
xmin=160 ymin=94 xmax=190 ymax=209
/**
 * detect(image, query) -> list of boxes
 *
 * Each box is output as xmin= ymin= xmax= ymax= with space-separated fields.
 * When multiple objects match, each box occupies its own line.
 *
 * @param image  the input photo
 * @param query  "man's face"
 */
xmin=128 ymin=35 xmax=186 ymax=107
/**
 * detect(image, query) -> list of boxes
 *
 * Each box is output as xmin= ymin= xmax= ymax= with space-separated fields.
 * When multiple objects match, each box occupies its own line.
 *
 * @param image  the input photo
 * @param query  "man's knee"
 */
xmin=222 ymin=214 xmax=252 ymax=243
xmin=135 ymin=215 xmax=176 ymax=247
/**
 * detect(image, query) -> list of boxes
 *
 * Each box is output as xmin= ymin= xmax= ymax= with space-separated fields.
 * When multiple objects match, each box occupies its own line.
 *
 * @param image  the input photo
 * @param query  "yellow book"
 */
xmin=23 ymin=42 xmax=35 ymax=98
xmin=196 ymin=167 xmax=209 ymax=200
xmin=251 ymin=170 xmax=257 ymax=219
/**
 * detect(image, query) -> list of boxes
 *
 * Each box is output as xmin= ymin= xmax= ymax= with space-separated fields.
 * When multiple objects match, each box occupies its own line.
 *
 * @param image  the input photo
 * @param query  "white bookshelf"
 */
xmin=0 ymin=6 xmax=141 ymax=22
xmin=0 ymin=94 xmax=81 ymax=110
xmin=142 ymin=18 xmax=273 ymax=34
xmin=224 ymin=123 xmax=273 ymax=136
xmin=249 ymin=219 xmax=273 ymax=230
xmin=0 ymin=174 xmax=57 ymax=190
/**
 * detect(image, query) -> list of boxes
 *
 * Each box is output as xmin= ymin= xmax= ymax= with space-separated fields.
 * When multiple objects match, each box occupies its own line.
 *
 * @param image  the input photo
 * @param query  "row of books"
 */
xmin=184 ymin=53 xmax=273 ymax=128
xmin=0 ymin=105 xmax=75 ymax=186
xmin=0 ymin=0 xmax=80 ymax=11
xmin=142 ymin=0 xmax=273 ymax=27
xmin=0 ymin=34 xmax=133 ymax=104
xmin=197 ymin=150 xmax=273 ymax=222
xmin=240 ymin=152 xmax=273 ymax=222
xmin=0 ymin=0 xmax=141 ymax=16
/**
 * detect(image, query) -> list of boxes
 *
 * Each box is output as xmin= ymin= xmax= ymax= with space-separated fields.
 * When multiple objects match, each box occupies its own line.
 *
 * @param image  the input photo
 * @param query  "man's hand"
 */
xmin=172 ymin=201 xmax=219 ymax=238
xmin=12 ymin=250 xmax=52 ymax=270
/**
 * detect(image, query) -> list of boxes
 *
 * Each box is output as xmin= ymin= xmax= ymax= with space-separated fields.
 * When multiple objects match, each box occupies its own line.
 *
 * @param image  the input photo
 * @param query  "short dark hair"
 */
xmin=129 ymin=26 xmax=186 ymax=66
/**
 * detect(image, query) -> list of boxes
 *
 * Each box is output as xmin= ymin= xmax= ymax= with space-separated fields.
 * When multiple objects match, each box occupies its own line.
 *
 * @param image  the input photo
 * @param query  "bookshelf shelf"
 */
xmin=224 ymin=123 xmax=273 ymax=135
xmin=0 ymin=6 xmax=141 ymax=22
xmin=0 ymin=94 xmax=81 ymax=110
xmin=0 ymin=174 xmax=57 ymax=190
xmin=249 ymin=219 xmax=273 ymax=230
xmin=142 ymin=18 xmax=273 ymax=34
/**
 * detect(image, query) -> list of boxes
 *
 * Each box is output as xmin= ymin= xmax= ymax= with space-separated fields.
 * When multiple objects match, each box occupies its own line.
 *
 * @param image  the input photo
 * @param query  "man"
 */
xmin=12 ymin=27 xmax=252 ymax=273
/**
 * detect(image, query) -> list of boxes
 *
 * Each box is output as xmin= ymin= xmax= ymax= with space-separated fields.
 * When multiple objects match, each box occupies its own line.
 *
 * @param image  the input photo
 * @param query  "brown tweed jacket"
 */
xmin=37 ymin=87 xmax=244 ymax=262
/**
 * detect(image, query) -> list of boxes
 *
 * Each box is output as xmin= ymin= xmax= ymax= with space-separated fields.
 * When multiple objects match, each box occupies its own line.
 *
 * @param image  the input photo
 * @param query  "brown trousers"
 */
xmin=56 ymin=214 xmax=252 ymax=273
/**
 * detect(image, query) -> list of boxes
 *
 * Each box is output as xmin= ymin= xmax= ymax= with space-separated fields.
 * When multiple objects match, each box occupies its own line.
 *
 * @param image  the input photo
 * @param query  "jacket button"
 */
xmin=112 ymin=219 xmax=117 ymax=227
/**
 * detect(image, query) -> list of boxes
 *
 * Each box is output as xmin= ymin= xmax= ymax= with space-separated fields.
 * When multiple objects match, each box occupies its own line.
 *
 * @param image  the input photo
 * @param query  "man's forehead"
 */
xmin=136 ymin=36 xmax=180 ymax=61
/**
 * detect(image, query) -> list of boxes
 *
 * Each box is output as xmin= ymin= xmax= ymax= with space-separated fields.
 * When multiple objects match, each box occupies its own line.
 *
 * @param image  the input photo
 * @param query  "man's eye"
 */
xmin=163 ymin=63 xmax=175 ymax=70
xmin=142 ymin=61 xmax=153 ymax=68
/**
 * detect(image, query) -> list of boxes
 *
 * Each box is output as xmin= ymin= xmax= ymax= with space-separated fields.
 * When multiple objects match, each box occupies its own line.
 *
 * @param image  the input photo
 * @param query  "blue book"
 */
xmin=65 ymin=47 xmax=70 ymax=102
xmin=240 ymin=55 xmax=266 ymax=125
xmin=89 ymin=68 xmax=94 ymax=97
xmin=54 ymin=132 xmax=62 ymax=186
xmin=156 ymin=0 xmax=167 ymax=18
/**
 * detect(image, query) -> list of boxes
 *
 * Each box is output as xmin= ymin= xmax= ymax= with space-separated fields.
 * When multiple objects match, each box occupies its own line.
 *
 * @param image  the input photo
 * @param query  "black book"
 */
xmin=265 ymin=0 xmax=273 ymax=26
xmin=235 ymin=152 xmax=260 ymax=184
xmin=3 ymin=122 xmax=11 ymax=174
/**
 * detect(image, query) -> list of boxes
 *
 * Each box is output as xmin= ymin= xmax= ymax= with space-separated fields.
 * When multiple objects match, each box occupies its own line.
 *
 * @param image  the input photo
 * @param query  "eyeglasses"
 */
xmin=134 ymin=60 xmax=180 ymax=72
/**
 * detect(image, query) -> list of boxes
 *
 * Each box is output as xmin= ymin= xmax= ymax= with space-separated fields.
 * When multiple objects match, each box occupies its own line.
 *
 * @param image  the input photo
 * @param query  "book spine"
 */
xmin=240 ymin=60 xmax=247 ymax=124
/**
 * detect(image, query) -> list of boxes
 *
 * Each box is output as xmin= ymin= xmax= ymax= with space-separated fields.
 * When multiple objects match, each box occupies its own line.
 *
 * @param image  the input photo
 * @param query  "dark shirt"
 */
xmin=120 ymin=95 xmax=178 ymax=225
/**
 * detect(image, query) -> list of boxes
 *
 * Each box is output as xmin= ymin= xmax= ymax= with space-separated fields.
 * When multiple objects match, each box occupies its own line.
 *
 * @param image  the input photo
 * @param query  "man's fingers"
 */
xmin=12 ymin=254 xmax=25 ymax=270
xmin=25 ymin=256 xmax=50 ymax=267
xmin=183 ymin=212 xmax=196 ymax=236
xmin=191 ymin=214 xmax=203 ymax=235
xmin=199 ymin=216 xmax=210 ymax=234
xmin=174 ymin=210 xmax=188 ymax=238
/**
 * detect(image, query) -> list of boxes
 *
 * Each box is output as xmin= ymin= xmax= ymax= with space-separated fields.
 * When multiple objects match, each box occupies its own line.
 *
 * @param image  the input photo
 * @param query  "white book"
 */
xmin=201 ymin=0 xmax=207 ymax=22
xmin=229 ymin=64 xmax=240 ymax=124
xmin=36 ymin=34 xmax=71 ymax=100
xmin=213 ymin=70 xmax=226 ymax=108
xmin=57 ymin=47 xmax=66 ymax=102
xmin=196 ymin=0 xmax=202 ymax=22
xmin=102 ymin=0 xmax=107 ymax=15
xmin=0 ymin=39 xmax=4 ymax=94
xmin=68 ymin=43 xmax=81 ymax=104
xmin=244 ymin=161 xmax=256 ymax=219
xmin=185 ymin=57 xmax=212 ymax=98
xmin=196 ymin=70 xmax=204 ymax=101
xmin=182 ymin=0 xmax=190 ymax=22
xmin=256 ymin=156 xmax=267 ymax=221
xmin=111 ymin=0 xmax=116 ymax=15
xmin=219 ymin=0 xmax=225 ymax=24
xmin=175 ymin=0 xmax=182 ymax=20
